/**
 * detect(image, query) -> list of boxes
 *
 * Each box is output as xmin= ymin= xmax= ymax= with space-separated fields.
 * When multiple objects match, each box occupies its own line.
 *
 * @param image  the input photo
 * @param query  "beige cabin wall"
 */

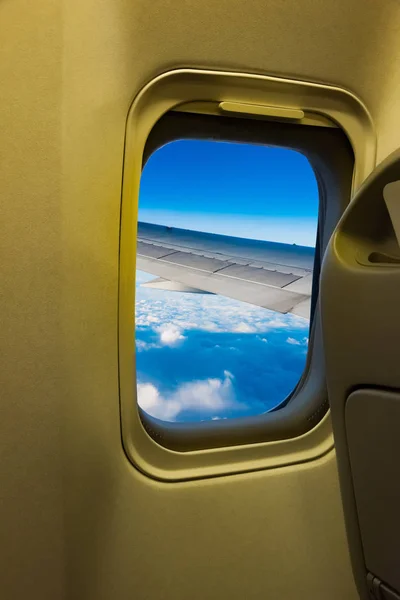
xmin=2 ymin=0 xmax=400 ymax=598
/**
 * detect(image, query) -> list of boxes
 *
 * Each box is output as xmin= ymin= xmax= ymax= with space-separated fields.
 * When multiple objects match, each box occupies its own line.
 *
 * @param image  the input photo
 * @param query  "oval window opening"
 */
xmin=135 ymin=139 xmax=319 ymax=424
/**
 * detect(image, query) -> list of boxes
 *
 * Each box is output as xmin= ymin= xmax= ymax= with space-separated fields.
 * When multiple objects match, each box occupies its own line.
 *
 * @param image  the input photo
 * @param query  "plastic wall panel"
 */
xmin=346 ymin=389 xmax=400 ymax=593
xmin=0 ymin=1 xmax=64 ymax=598
xmin=2 ymin=0 xmax=400 ymax=598
xmin=321 ymin=149 xmax=400 ymax=600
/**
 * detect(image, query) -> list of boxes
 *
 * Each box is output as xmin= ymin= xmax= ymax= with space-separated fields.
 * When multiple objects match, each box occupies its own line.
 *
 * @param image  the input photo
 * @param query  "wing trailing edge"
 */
xmin=137 ymin=222 xmax=314 ymax=318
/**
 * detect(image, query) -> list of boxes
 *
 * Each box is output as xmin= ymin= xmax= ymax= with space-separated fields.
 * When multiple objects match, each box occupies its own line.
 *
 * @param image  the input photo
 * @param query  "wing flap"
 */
xmin=137 ymin=254 xmax=310 ymax=315
xmin=214 ymin=263 xmax=301 ymax=287
xmin=162 ymin=251 xmax=232 ymax=273
xmin=141 ymin=277 xmax=214 ymax=294
xmin=136 ymin=222 xmax=314 ymax=317
xmin=136 ymin=240 xmax=177 ymax=259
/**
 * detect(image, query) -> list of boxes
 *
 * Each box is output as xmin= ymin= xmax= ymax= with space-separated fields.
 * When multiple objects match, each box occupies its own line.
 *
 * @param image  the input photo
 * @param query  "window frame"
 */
xmin=119 ymin=68 xmax=376 ymax=481
xmin=139 ymin=113 xmax=344 ymax=443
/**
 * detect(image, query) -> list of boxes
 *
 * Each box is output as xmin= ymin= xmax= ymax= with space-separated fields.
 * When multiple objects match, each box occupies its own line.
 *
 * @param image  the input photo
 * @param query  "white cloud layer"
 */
xmin=158 ymin=323 xmax=186 ymax=346
xmin=135 ymin=271 xmax=309 ymax=340
xmin=286 ymin=336 xmax=308 ymax=346
xmin=135 ymin=271 xmax=310 ymax=420
xmin=137 ymin=370 xmax=242 ymax=421
xmin=136 ymin=339 xmax=160 ymax=352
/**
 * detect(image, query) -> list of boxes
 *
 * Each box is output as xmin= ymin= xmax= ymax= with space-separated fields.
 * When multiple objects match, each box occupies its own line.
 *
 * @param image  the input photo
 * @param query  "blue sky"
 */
xmin=136 ymin=139 xmax=318 ymax=423
xmin=139 ymin=139 xmax=318 ymax=246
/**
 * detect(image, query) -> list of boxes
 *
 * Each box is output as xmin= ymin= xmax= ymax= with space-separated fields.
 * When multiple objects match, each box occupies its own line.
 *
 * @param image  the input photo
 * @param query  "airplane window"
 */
xmin=136 ymin=139 xmax=319 ymax=423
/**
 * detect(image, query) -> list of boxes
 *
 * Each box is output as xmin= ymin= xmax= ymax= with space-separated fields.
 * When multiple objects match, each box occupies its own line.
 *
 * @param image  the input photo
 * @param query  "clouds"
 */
xmin=136 ymin=321 xmax=187 ymax=350
xmin=233 ymin=323 xmax=257 ymax=334
xmin=135 ymin=270 xmax=311 ymax=422
xmin=136 ymin=271 xmax=309 ymax=338
xmin=286 ymin=336 xmax=308 ymax=346
xmin=137 ymin=371 xmax=242 ymax=421
xmin=136 ymin=339 xmax=159 ymax=352
xmin=158 ymin=324 xmax=186 ymax=346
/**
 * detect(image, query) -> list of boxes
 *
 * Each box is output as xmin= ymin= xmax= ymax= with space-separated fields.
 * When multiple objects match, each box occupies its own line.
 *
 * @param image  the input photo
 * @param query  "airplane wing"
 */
xmin=136 ymin=222 xmax=315 ymax=318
